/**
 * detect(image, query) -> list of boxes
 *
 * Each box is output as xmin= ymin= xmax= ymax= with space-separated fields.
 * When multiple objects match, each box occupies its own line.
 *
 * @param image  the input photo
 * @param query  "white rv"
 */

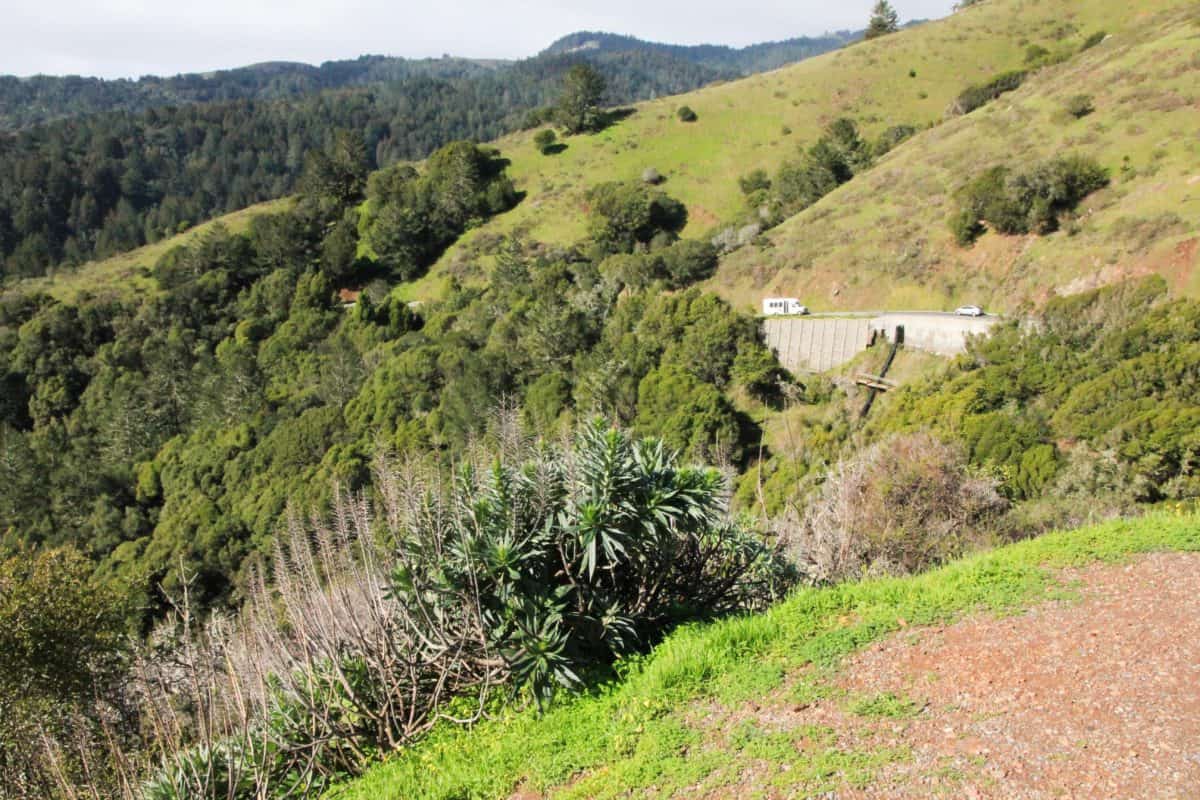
xmin=762 ymin=298 xmax=809 ymax=316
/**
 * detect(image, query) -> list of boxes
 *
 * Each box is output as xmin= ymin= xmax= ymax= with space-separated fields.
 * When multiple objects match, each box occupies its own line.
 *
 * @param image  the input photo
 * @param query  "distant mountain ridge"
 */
xmin=0 ymin=55 xmax=505 ymax=131
xmin=542 ymin=30 xmax=859 ymax=75
xmin=0 ymin=30 xmax=858 ymax=132
xmin=0 ymin=28 xmax=858 ymax=278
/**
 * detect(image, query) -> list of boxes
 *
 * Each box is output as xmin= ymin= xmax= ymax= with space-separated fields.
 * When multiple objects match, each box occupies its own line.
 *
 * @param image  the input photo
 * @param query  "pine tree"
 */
xmin=554 ymin=64 xmax=607 ymax=135
xmin=865 ymin=1 xmax=901 ymax=39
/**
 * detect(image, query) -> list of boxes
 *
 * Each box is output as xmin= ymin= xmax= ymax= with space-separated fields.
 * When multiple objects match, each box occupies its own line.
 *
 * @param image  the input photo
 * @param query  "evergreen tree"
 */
xmin=865 ymin=1 xmax=901 ymax=39
xmin=554 ymin=64 xmax=607 ymax=135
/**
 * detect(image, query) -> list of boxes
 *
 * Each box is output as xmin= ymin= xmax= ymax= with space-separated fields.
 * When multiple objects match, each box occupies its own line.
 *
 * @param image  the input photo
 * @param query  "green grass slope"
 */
xmin=328 ymin=510 xmax=1200 ymax=799
xmin=714 ymin=2 xmax=1200 ymax=313
xmin=418 ymin=0 xmax=1193 ymax=303
xmin=7 ymin=197 xmax=293 ymax=302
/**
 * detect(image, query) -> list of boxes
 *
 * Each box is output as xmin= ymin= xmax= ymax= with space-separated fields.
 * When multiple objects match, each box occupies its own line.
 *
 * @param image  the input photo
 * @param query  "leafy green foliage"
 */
xmin=555 ymin=64 xmax=608 ymax=135
xmin=585 ymin=180 xmax=688 ymax=255
xmin=1080 ymin=31 xmax=1108 ymax=51
xmin=0 ymin=547 xmax=131 ymax=797
xmin=676 ymin=105 xmax=698 ymax=122
xmin=874 ymin=278 xmax=1200 ymax=503
xmin=533 ymin=128 xmax=559 ymax=155
xmin=951 ymin=154 xmax=1108 ymax=244
xmin=362 ymin=141 xmax=519 ymax=281
xmin=388 ymin=420 xmax=790 ymax=706
xmin=768 ymin=117 xmax=874 ymax=221
xmin=949 ymin=69 xmax=1027 ymax=115
xmin=872 ymin=123 xmax=919 ymax=157
xmin=1064 ymin=94 xmax=1096 ymax=118
xmin=864 ymin=1 xmax=900 ymax=40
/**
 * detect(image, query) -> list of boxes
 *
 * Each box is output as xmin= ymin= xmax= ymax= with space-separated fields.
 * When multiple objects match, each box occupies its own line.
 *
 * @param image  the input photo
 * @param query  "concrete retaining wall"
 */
xmin=763 ymin=313 xmax=1002 ymax=373
xmin=762 ymin=317 xmax=874 ymax=372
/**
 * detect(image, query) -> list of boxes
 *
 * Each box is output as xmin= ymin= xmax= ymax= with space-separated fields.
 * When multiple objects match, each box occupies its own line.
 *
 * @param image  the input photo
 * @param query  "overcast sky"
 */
xmin=3 ymin=0 xmax=956 ymax=79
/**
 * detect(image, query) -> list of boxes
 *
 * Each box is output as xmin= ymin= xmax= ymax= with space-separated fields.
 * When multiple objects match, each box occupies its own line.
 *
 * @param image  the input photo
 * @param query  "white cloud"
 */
xmin=2 ymin=0 xmax=955 ymax=78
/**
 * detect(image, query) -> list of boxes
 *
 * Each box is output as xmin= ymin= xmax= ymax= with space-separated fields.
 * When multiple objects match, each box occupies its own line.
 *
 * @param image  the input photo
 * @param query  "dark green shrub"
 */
xmin=950 ymin=155 xmax=1108 ymax=241
xmin=1024 ymin=44 xmax=1050 ymax=64
xmin=533 ymin=128 xmax=558 ymax=154
xmin=1064 ymin=94 xmax=1095 ymax=119
xmin=585 ymin=180 xmax=688 ymax=255
xmin=773 ymin=118 xmax=872 ymax=216
xmin=873 ymin=124 xmax=918 ymax=157
xmin=1079 ymin=31 xmax=1107 ymax=51
xmin=677 ymin=105 xmax=698 ymax=122
xmin=659 ymin=239 xmax=718 ymax=287
xmin=949 ymin=70 xmax=1027 ymax=115
xmin=948 ymin=208 xmax=985 ymax=246
xmin=739 ymin=169 xmax=772 ymax=195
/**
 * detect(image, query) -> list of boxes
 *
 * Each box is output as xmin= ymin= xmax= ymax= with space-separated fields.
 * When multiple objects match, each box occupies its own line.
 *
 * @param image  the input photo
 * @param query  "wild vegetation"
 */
xmin=0 ymin=35 xmax=851 ymax=281
xmin=332 ymin=511 xmax=1200 ymax=798
xmin=2 ymin=0 xmax=1198 ymax=796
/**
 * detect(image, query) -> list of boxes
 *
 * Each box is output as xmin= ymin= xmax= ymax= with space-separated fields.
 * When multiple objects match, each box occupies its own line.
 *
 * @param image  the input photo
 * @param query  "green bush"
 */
xmin=873 ymin=124 xmax=918 ymax=157
xmin=949 ymin=70 xmax=1027 ymax=115
xmin=950 ymin=155 xmax=1108 ymax=243
xmin=533 ymin=128 xmax=558 ymax=155
xmin=772 ymin=117 xmax=872 ymax=217
xmin=676 ymin=105 xmax=698 ymax=123
xmin=948 ymin=207 xmax=986 ymax=246
xmin=1064 ymin=94 xmax=1095 ymax=119
xmin=391 ymin=420 xmax=789 ymax=704
xmin=1024 ymin=44 xmax=1050 ymax=64
xmin=1079 ymin=31 xmax=1107 ymax=51
xmin=738 ymin=169 xmax=772 ymax=196
xmin=585 ymin=180 xmax=688 ymax=255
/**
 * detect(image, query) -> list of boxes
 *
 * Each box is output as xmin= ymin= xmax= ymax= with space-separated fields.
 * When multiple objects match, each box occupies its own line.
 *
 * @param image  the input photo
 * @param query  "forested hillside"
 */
xmin=0 ymin=31 xmax=857 ymax=282
xmin=0 ymin=31 xmax=856 ymax=132
xmin=2 ymin=0 xmax=1199 ymax=797
xmin=0 ymin=56 xmax=503 ymax=131
xmin=415 ymin=0 xmax=1196 ymax=312
xmin=541 ymin=30 xmax=858 ymax=74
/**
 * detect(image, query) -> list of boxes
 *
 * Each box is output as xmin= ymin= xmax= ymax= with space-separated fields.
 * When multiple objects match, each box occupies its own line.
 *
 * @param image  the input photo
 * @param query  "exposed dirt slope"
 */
xmin=707 ymin=551 xmax=1200 ymax=799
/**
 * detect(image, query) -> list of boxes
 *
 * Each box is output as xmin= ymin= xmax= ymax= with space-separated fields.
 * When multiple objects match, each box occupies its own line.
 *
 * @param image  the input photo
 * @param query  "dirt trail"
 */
xmin=757 ymin=552 xmax=1200 ymax=799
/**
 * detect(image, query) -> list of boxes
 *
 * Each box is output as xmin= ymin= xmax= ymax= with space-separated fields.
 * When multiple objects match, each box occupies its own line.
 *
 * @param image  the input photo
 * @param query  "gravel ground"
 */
xmin=783 ymin=552 xmax=1200 ymax=799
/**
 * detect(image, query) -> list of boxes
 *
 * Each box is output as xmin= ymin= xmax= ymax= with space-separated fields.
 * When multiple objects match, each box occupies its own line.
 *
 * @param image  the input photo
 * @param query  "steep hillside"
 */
xmin=420 ymin=0 xmax=1196 ymax=308
xmin=0 ymin=31 xmax=850 ymax=281
xmin=330 ymin=512 xmax=1200 ymax=799
xmin=715 ymin=3 xmax=1200 ymax=312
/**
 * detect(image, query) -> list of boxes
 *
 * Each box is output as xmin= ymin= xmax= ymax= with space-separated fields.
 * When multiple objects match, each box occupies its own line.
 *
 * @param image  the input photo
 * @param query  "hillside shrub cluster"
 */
xmin=949 ymin=153 xmax=1108 ymax=245
xmin=20 ymin=422 xmax=789 ymax=799
xmin=725 ymin=117 xmax=919 ymax=244
xmin=874 ymin=277 xmax=1200 ymax=508
xmin=948 ymin=69 xmax=1027 ymax=116
xmin=361 ymin=142 xmax=519 ymax=281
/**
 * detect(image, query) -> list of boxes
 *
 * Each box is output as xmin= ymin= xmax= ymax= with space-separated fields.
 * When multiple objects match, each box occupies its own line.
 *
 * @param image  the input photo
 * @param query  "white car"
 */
xmin=954 ymin=304 xmax=985 ymax=317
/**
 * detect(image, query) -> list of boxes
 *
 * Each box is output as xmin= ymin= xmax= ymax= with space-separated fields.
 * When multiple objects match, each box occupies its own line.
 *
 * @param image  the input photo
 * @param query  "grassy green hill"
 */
xmin=714 ymin=2 xmax=1200 ymax=313
xmin=328 ymin=510 xmax=1200 ymax=799
xmin=414 ymin=0 xmax=1197 ymax=307
xmin=30 ymin=0 xmax=1196 ymax=312
xmin=10 ymin=198 xmax=292 ymax=302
